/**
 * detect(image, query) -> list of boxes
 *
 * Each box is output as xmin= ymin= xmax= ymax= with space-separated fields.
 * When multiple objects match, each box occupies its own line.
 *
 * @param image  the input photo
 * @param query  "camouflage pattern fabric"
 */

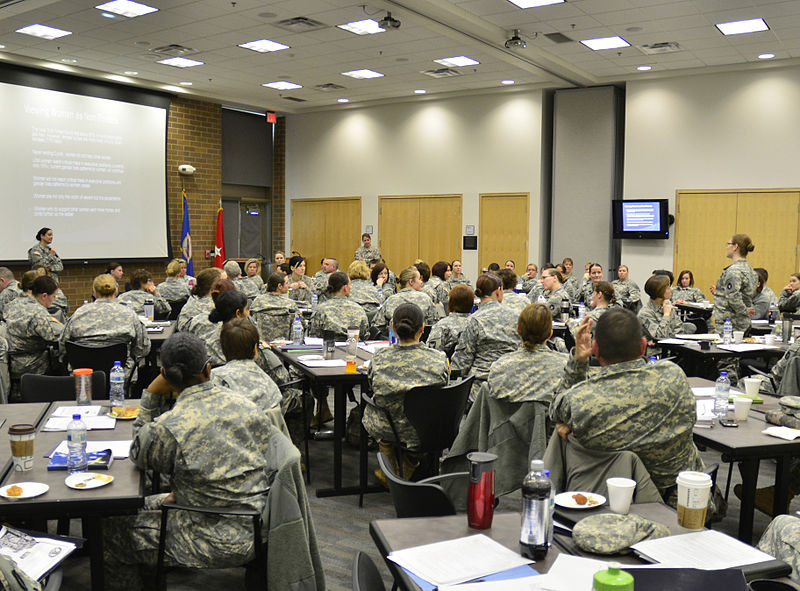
xmin=48 ymin=289 xmax=69 ymax=324
xmin=501 ymin=291 xmax=529 ymax=317
xmin=250 ymin=292 xmax=298 ymax=342
xmin=779 ymin=289 xmax=800 ymax=314
xmin=212 ymin=358 xmax=282 ymax=410
xmin=527 ymin=281 xmax=545 ymax=303
xmin=427 ymin=312 xmax=471 ymax=357
xmin=184 ymin=312 xmax=225 ymax=365
xmin=355 ymin=245 xmax=381 ymax=261
xmin=176 ymin=295 xmax=213 ymax=332
xmin=446 ymin=275 xmax=471 ymax=289
xmin=5 ymin=295 xmax=63 ymax=379
xmin=0 ymin=280 xmax=24 ymax=321
xmin=118 ymin=289 xmax=171 ymax=318
xmin=712 ymin=259 xmax=757 ymax=333
xmin=286 ymin=274 xmax=314 ymax=306
xmin=567 ymin=306 xmax=608 ymax=338
xmin=450 ymin=300 xmax=520 ymax=383
xmin=422 ymin=276 xmax=449 ymax=315
xmin=233 ymin=276 xmax=259 ymax=301
xmin=27 ymin=243 xmax=63 ymax=277
xmin=551 ymin=355 xmax=703 ymax=502
xmin=573 ymin=513 xmax=670 ymax=555
xmin=579 ymin=280 xmax=598 ymax=305
xmin=487 ymin=344 xmax=567 ymax=404
xmin=103 ymin=381 xmax=274 ymax=591
xmin=562 ymin=274 xmax=582 ymax=302
xmin=373 ymin=289 xmax=438 ymax=339
xmin=671 ymin=286 xmax=705 ymax=303
xmin=759 ymin=341 xmax=800 ymax=395
xmin=612 ymin=278 xmax=641 ymax=307
xmin=362 ymin=342 xmax=449 ymax=448
xmin=156 ymin=277 xmax=191 ymax=303
xmin=779 ymin=396 xmax=800 ymax=418
xmin=753 ymin=290 xmax=771 ymax=320
xmin=758 ymin=514 xmax=800 ymax=583
xmin=0 ymin=335 xmax=9 ymax=404
xmin=638 ymin=299 xmax=684 ymax=341
xmin=541 ymin=285 xmax=571 ymax=320
xmin=311 ymin=271 xmax=329 ymax=299
xmin=308 ymin=295 xmax=369 ymax=341
xmin=247 ymin=274 xmax=264 ymax=290
xmin=519 ymin=277 xmax=540 ymax=295
xmin=349 ymin=278 xmax=381 ymax=329
xmin=0 ymin=554 xmax=41 ymax=591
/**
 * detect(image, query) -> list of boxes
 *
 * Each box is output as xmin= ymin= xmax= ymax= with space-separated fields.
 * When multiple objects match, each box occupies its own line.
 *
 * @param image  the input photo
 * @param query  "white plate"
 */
xmin=65 ymin=473 xmax=114 ymax=490
xmin=297 ymin=354 xmax=323 ymax=361
xmin=554 ymin=491 xmax=606 ymax=509
xmin=106 ymin=407 xmax=140 ymax=420
xmin=0 ymin=482 xmax=49 ymax=500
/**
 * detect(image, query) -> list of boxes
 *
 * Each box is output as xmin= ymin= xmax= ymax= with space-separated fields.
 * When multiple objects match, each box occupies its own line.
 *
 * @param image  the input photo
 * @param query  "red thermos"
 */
xmin=467 ymin=451 xmax=497 ymax=529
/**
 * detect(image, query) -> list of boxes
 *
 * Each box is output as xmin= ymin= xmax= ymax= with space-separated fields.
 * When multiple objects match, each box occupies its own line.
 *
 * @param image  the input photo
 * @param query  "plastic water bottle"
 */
xmin=292 ymin=314 xmax=303 ymax=344
xmin=648 ymin=355 xmax=657 ymax=365
xmin=542 ymin=469 xmax=555 ymax=548
xmin=67 ymin=414 xmax=88 ymax=474
xmin=389 ymin=327 xmax=398 ymax=345
xmin=768 ymin=303 xmax=779 ymax=324
xmin=520 ymin=459 xmax=551 ymax=560
xmin=311 ymin=291 xmax=318 ymax=311
xmin=578 ymin=302 xmax=586 ymax=320
xmin=714 ymin=371 xmax=730 ymax=418
xmin=143 ymin=297 xmax=155 ymax=321
xmin=109 ymin=360 xmax=125 ymax=411
xmin=723 ymin=318 xmax=733 ymax=344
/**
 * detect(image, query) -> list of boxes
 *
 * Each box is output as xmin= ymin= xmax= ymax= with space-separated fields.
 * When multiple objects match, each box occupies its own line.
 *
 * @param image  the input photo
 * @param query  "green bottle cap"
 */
xmin=593 ymin=562 xmax=634 ymax=591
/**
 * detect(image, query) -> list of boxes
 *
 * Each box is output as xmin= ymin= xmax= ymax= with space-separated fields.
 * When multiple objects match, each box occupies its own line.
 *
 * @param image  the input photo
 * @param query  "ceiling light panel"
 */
xmin=238 ymin=39 xmax=290 ymax=53
xmin=16 ymin=24 xmax=72 ymax=40
xmin=716 ymin=18 xmax=769 ymax=36
xmin=337 ymin=19 xmax=385 ymax=35
xmin=157 ymin=57 xmax=204 ymax=68
xmin=434 ymin=56 xmax=480 ymax=67
xmin=95 ymin=0 xmax=158 ymax=18
xmin=341 ymin=69 xmax=384 ymax=79
xmin=505 ymin=0 xmax=564 ymax=8
xmin=580 ymin=36 xmax=630 ymax=51
xmin=263 ymin=81 xmax=302 ymax=90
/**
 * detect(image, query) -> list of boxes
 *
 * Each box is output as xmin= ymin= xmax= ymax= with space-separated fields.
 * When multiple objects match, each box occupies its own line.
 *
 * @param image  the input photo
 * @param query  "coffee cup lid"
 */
xmin=73 ymin=368 xmax=93 ymax=376
xmin=9 ymin=424 xmax=35 ymax=436
xmin=676 ymin=471 xmax=712 ymax=487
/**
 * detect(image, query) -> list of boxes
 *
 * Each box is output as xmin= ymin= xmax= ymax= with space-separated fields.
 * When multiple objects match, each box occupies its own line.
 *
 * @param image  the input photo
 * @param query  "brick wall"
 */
xmin=5 ymin=97 xmax=223 ymax=312
xmin=272 ymin=116 xmax=286 ymax=256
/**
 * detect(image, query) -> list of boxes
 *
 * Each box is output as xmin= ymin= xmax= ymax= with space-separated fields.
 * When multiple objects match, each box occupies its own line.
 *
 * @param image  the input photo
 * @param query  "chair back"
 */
xmin=352 ymin=551 xmax=386 ymax=591
xmin=404 ymin=375 xmax=474 ymax=457
xmin=377 ymin=452 xmax=457 ymax=518
xmin=20 ymin=371 xmax=107 ymax=403
xmin=252 ymin=308 xmax=295 ymax=341
xmin=65 ymin=341 xmax=128 ymax=394
xmin=167 ymin=298 xmax=188 ymax=321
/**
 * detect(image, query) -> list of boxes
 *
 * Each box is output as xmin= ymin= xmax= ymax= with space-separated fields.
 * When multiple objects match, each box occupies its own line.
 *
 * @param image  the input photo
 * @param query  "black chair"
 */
xmin=64 ymin=341 xmax=129 ymax=395
xmin=377 ymin=452 xmax=467 ymax=518
xmin=156 ymin=500 xmax=266 ymax=591
xmin=20 ymin=372 xmax=106 ymax=403
xmin=352 ymin=550 xmax=386 ymax=591
xmin=166 ymin=298 xmax=188 ymax=321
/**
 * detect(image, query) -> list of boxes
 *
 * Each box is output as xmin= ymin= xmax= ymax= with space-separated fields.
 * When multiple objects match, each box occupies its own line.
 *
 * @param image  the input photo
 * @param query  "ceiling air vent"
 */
xmin=281 ymin=96 xmax=306 ymax=102
xmin=150 ymin=44 xmax=196 ymax=56
xmin=274 ymin=16 xmax=328 ymax=33
xmin=420 ymin=68 xmax=462 ymax=79
xmin=314 ymin=83 xmax=346 ymax=92
xmin=545 ymin=32 xmax=573 ymax=44
xmin=638 ymin=42 xmax=682 ymax=55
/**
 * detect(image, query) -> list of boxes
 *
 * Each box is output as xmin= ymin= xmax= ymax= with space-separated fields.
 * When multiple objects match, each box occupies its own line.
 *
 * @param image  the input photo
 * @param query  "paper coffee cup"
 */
xmin=606 ymin=477 xmax=636 ymax=514
xmin=734 ymin=396 xmax=753 ymax=421
xmin=733 ymin=330 xmax=745 ymax=343
xmin=8 ymin=424 xmax=36 ymax=472
xmin=676 ymin=471 xmax=712 ymax=529
xmin=743 ymin=377 xmax=761 ymax=397
xmin=765 ymin=334 xmax=777 ymax=345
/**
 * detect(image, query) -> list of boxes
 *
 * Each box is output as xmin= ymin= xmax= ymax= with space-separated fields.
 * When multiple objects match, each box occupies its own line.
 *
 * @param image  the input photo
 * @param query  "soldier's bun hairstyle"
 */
xmin=732 ymin=233 xmax=755 ymax=257
xmin=36 ymin=227 xmax=51 ymax=241
xmin=265 ymin=271 xmax=286 ymax=293
xmin=31 ymin=275 xmax=58 ymax=296
xmin=21 ymin=269 xmax=43 ymax=292
xmin=326 ymin=271 xmax=350 ymax=295
xmin=593 ymin=281 xmax=616 ymax=305
xmin=518 ymin=303 xmax=552 ymax=349
xmin=397 ymin=266 xmax=419 ymax=289
xmin=474 ymin=273 xmax=501 ymax=299
xmin=220 ymin=317 xmax=259 ymax=361
xmin=160 ymin=332 xmax=208 ymax=388
xmin=392 ymin=303 xmax=424 ymax=340
xmin=192 ymin=267 xmax=223 ymax=297
xmin=210 ymin=278 xmax=236 ymax=302
xmin=209 ymin=290 xmax=247 ymax=324
xmin=93 ymin=274 xmax=118 ymax=298
xmin=644 ymin=274 xmax=670 ymax=300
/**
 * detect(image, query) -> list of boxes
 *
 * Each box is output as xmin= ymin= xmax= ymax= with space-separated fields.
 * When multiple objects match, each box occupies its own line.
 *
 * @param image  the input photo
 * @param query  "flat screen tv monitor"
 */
xmin=612 ymin=199 xmax=669 ymax=240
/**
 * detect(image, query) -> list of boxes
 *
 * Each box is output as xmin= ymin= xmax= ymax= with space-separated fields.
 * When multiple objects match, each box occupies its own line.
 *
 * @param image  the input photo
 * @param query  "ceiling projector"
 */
xmin=379 ymin=12 xmax=401 ymax=30
xmin=505 ymin=30 xmax=527 ymax=49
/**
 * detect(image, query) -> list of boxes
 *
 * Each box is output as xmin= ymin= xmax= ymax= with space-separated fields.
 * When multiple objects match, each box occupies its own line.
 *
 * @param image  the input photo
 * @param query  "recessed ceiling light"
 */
xmin=341 ymin=68 xmax=384 ymax=79
xmin=61 ymin=57 xmax=77 ymax=63
xmin=501 ymin=79 xmax=514 ymax=85
xmin=0 ymin=44 xmax=5 ymax=49
xmin=716 ymin=18 xmax=768 ymax=36
xmin=101 ymin=12 xmax=116 ymax=18
xmin=758 ymin=52 xmax=775 ymax=59
xmin=16 ymin=24 xmax=72 ymax=40
xmin=337 ymin=98 xmax=349 ymax=103
xmin=636 ymin=65 xmax=652 ymax=71
xmin=179 ymin=81 xmax=193 ymax=86
xmin=505 ymin=0 xmax=563 ymax=7
xmin=262 ymin=80 xmax=302 ymax=90
xmin=434 ymin=55 xmax=480 ymax=67
xmin=414 ymin=89 xmax=426 ymax=94
xmin=581 ymin=36 xmax=630 ymax=51
xmin=337 ymin=19 xmax=385 ymax=35
xmin=156 ymin=57 xmax=204 ymax=68
xmin=124 ymin=70 xmax=138 ymax=75
xmin=238 ymin=39 xmax=289 ymax=53
xmin=95 ymin=0 xmax=158 ymax=18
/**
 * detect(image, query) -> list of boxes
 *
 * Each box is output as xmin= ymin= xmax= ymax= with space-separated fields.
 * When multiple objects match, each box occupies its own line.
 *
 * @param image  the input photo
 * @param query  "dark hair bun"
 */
xmin=163 ymin=364 xmax=186 ymax=384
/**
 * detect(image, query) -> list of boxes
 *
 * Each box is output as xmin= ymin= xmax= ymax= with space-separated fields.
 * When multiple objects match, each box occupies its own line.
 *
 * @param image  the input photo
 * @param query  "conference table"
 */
xmin=0 ymin=400 xmax=144 ymax=591
xmin=659 ymin=338 xmax=787 ymax=378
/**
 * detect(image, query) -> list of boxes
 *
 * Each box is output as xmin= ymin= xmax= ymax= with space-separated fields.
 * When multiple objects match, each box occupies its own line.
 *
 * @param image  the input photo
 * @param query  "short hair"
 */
xmin=644 ymin=274 xmax=671 ymax=300
xmin=31 ymin=275 xmax=58 ymax=296
xmin=279 ymin=262 xmax=292 ymax=275
xmin=209 ymin=290 xmax=247 ymax=323
xmin=192 ymin=267 xmax=223 ymax=297
xmin=487 ymin=263 xmax=500 ymax=272
xmin=555 ymin=264 xmax=566 ymax=273
xmin=223 ymin=260 xmax=242 ymax=278
xmin=245 ymin=258 xmax=261 ymax=275
xmin=220 ymin=317 xmax=259 ymax=361
xmin=361 ymin=232 xmax=371 ymax=240
xmin=562 ymin=257 xmax=573 ymax=266
xmin=326 ymin=271 xmax=350 ymax=295
xmin=448 ymin=284 xmax=474 ymax=313
xmin=527 ymin=263 xmax=538 ymax=272
xmin=498 ymin=268 xmax=518 ymax=290
xmin=618 ymin=264 xmax=629 ymax=273
xmin=348 ymin=260 xmax=370 ymax=281
xmin=161 ymin=332 xmax=208 ymax=388
xmin=541 ymin=268 xmax=563 ymax=283
xmin=274 ymin=251 xmax=285 ymax=259
xmin=0 ymin=267 xmax=14 ymax=281
xmin=431 ymin=261 xmax=450 ymax=281
xmin=393 ymin=303 xmax=424 ymax=340
xmin=106 ymin=261 xmax=121 ymax=274
xmin=731 ymin=233 xmax=755 ymax=257
xmin=35 ymin=227 xmax=51 ymax=241
xmin=593 ymin=281 xmax=616 ymax=304
xmin=131 ymin=269 xmax=152 ymax=290
xmin=677 ymin=270 xmax=694 ymax=287
xmin=590 ymin=263 xmax=603 ymax=273
xmin=518 ymin=303 xmax=552 ymax=349
xmin=210 ymin=277 xmax=236 ymax=302
xmin=371 ymin=263 xmax=388 ymax=285
xmin=475 ymin=273 xmax=502 ymax=299
xmin=265 ymin=271 xmax=287 ymax=292
xmin=327 ymin=258 xmax=339 ymax=270
xmin=652 ymin=269 xmax=674 ymax=284
xmin=397 ymin=266 xmax=419 ymax=289
xmin=505 ymin=260 xmax=515 ymax=268
xmin=166 ymin=260 xmax=182 ymax=277
xmin=594 ymin=308 xmax=642 ymax=364
xmin=451 ymin=259 xmax=462 ymax=267
xmin=93 ymin=274 xmax=118 ymax=298
xmin=21 ymin=270 xmax=42 ymax=291
xmin=414 ymin=261 xmax=431 ymax=282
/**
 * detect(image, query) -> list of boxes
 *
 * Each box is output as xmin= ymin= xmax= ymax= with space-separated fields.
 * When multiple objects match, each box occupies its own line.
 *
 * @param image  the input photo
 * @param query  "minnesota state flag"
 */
xmin=180 ymin=190 xmax=194 ymax=276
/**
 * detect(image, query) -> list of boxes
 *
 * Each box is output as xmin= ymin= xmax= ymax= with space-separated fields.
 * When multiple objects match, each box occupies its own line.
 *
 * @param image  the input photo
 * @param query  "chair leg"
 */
xmin=301 ymin=386 xmax=311 ymax=483
xmin=725 ymin=461 xmax=734 ymax=502
xmin=156 ymin=509 xmax=170 ymax=591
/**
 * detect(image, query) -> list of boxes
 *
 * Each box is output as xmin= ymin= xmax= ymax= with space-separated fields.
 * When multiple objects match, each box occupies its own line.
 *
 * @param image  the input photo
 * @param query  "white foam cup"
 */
xmin=765 ymin=334 xmax=777 ymax=345
xmin=743 ymin=377 xmax=761 ymax=397
xmin=733 ymin=330 xmax=745 ymax=343
xmin=676 ymin=471 xmax=712 ymax=529
xmin=606 ymin=478 xmax=636 ymax=514
xmin=734 ymin=396 xmax=753 ymax=421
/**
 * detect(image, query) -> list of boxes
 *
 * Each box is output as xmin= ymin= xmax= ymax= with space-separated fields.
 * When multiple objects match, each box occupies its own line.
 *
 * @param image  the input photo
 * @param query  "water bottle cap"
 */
xmin=650 ymin=356 xmax=656 ymax=360
xmin=530 ymin=459 xmax=544 ymax=471
xmin=113 ymin=360 xmax=122 ymax=366
xmin=72 ymin=414 xmax=81 ymax=420
xmin=720 ymin=371 xmax=727 ymax=376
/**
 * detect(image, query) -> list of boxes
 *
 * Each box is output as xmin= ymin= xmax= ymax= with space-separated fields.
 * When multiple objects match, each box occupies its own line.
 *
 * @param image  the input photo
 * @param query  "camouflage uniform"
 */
xmin=422 ymin=276 xmax=449 ymax=317
xmin=118 ymin=289 xmax=171 ymax=318
xmin=362 ymin=342 xmax=449 ymax=448
xmin=349 ymin=278 xmax=382 ymax=330
xmin=638 ymin=299 xmax=684 ymax=341
xmin=427 ymin=312 xmax=471 ymax=357
xmin=212 ymin=358 xmax=283 ymax=410
xmin=177 ymin=295 xmax=213 ymax=332
xmin=759 ymin=340 xmax=800 ymax=395
xmin=0 ymin=280 xmax=23 ymax=321
xmin=779 ymin=289 xmax=800 ymax=314
xmin=758 ymin=515 xmax=800 ymax=583
xmin=0 ymin=335 xmax=9 ymax=404
xmin=567 ymin=306 xmax=608 ymax=338
xmin=753 ymin=290 xmax=771 ymax=320
xmin=156 ymin=277 xmax=191 ymax=303
xmin=519 ymin=277 xmax=540 ymax=295
xmin=501 ymin=291 xmax=529 ymax=317
xmin=551 ymin=354 xmax=703 ymax=504
xmin=233 ymin=276 xmax=260 ymax=301
xmin=562 ymin=274 xmax=582 ymax=302
xmin=612 ymin=279 xmax=641 ymax=308
xmin=355 ymin=245 xmax=381 ymax=261
xmin=446 ymin=274 xmax=471 ymax=289
xmin=286 ymin=274 xmax=314 ymax=306
xmin=27 ymin=243 xmax=63 ymax=279
xmin=247 ymin=274 xmax=264 ymax=291
xmin=250 ymin=292 xmax=298 ymax=342
xmin=311 ymin=270 xmax=329 ymax=296
xmin=49 ymin=289 xmax=69 ymax=324
xmin=487 ymin=344 xmax=568 ymax=404
xmin=374 ymin=289 xmax=438 ymax=339
xmin=103 ymin=381 xmax=274 ymax=591
xmin=527 ymin=281 xmax=545 ymax=303
xmin=541 ymin=285 xmax=571 ymax=320
xmin=61 ymin=299 xmax=150 ymax=376
xmin=184 ymin=313 xmax=226 ymax=366
xmin=308 ymin=295 xmax=369 ymax=341
xmin=762 ymin=285 xmax=778 ymax=306
xmin=4 ymin=295 xmax=64 ymax=379
xmin=713 ymin=259 xmax=757 ymax=333
xmin=450 ymin=299 xmax=520 ymax=385
xmin=671 ymin=285 xmax=705 ymax=303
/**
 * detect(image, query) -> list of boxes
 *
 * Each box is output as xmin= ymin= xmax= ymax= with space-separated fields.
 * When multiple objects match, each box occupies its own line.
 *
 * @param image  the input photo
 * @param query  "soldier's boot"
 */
xmin=374 ymin=442 xmax=399 ymax=489
xmin=402 ymin=456 xmax=420 ymax=481
xmin=310 ymin=397 xmax=333 ymax=428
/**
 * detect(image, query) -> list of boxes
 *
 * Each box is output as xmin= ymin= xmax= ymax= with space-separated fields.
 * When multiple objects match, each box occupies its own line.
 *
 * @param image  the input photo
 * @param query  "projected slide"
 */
xmin=621 ymin=202 xmax=660 ymax=232
xmin=0 ymin=81 xmax=168 ymax=262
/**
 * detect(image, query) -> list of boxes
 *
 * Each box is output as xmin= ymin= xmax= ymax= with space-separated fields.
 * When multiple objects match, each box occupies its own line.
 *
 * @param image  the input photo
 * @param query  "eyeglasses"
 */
xmin=726 ymin=242 xmax=735 ymax=245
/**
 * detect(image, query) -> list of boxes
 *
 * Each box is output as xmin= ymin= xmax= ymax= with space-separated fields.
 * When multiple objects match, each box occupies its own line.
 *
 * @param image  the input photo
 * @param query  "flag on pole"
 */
xmin=214 ymin=206 xmax=226 ymax=268
xmin=180 ymin=190 xmax=194 ymax=276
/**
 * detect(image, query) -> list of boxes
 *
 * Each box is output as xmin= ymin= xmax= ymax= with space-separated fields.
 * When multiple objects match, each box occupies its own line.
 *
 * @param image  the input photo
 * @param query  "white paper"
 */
xmin=676 ymin=333 xmax=719 ymax=340
xmin=539 ymin=555 xmax=608 ymax=591
xmin=658 ymin=338 xmax=689 ymax=345
xmin=718 ymin=344 xmax=778 ymax=352
xmin=50 ymin=439 xmax=132 ymax=458
xmin=762 ymin=426 xmax=800 ymax=441
xmin=299 ymin=359 xmax=347 ymax=368
xmin=440 ymin=577 xmax=544 ymax=591
xmin=691 ymin=387 xmax=744 ymax=398
xmin=388 ymin=534 xmax=533 ymax=587
xmin=630 ymin=530 xmax=775 ymax=570
xmin=695 ymin=399 xmax=716 ymax=421
xmin=43 ymin=415 xmax=116 ymax=431
xmin=303 ymin=337 xmax=323 ymax=346
xmin=358 ymin=341 xmax=390 ymax=354
xmin=0 ymin=526 xmax=77 ymax=581
xmin=50 ymin=405 xmax=102 ymax=417
xmin=751 ymin=319 xmax=770 ymax=325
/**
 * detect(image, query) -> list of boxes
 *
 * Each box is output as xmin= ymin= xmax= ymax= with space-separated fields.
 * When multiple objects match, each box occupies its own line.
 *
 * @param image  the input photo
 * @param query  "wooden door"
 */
xmin=291 ymin=200 xmax=326 ymax=270
xmin=419 ymin=195 xmax=462 ymax=267
xmin=291 ymin=197 xmax=361 ymax=271
xmin=324 ymin=198 xmax=362 ymax=268
xmin=378 ymin=197 xmax=420 ymax=271
xmin=479 ymin=193 xmax=529 ymax=273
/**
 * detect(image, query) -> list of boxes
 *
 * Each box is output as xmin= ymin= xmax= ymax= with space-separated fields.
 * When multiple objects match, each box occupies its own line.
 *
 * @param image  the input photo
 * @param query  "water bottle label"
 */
xmin=520 ymin=498 xmax=549 ymax=544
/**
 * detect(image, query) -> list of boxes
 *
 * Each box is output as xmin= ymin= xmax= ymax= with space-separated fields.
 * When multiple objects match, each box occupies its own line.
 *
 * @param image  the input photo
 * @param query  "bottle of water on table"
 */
xmin=520 ymin=459 xmax=551 ymax=560
xmin=292 ymin=314 xmax=303 ymax=344
xmin=714 ymin=371 xmax=730 ymax=418
xmin=311 ymin=291 xmax=318 ymax=311
xmin=110 ymin=360 xmax=125 ymax=412
xmin=723 ymin=318 xmax=733 ymax=344
xmin=67 ymin=414 xmax=88 ymax=474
